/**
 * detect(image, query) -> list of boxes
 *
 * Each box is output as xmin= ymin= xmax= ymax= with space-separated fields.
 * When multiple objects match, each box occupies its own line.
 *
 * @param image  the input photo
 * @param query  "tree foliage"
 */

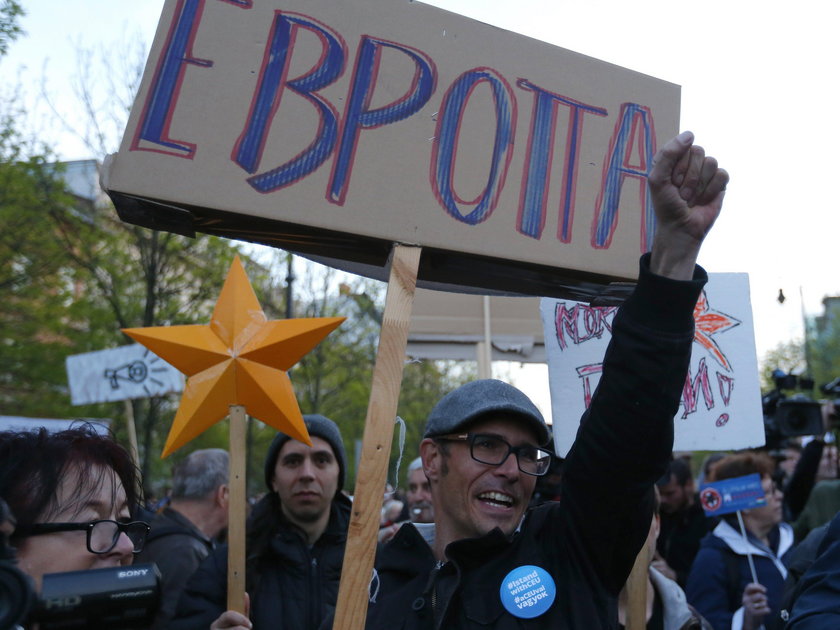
xmin=760 ymin=340 xmax=806 ymax=392
xmin=0 ymin=0 xmax=23 ymax=57
xmin=809 ymin=309 xmax=840 ymax=396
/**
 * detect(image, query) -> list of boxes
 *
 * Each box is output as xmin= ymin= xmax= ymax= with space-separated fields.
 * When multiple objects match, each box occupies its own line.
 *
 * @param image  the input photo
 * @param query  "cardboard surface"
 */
xmin=541 ymin=273 xmax=765 ymax=456
xmin=105 ymin=0 xmax=679 ymax=299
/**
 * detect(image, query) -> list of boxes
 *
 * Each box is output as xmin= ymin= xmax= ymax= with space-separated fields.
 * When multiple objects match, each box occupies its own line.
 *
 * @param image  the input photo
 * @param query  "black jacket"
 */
xmin=172 ymin=493 xmax=351 ymax=629
xmin=134 ymin=506 xmax=216 ymax=630
xmin=366 ymin=254 xmax=707 ymax=630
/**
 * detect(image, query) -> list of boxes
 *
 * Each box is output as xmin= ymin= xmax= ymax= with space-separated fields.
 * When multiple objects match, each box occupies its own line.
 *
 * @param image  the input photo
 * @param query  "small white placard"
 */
xmin=66 ymin=344 xmax=184 ymax=405
xmin=541 ymin=273 xmax=765 ymax=456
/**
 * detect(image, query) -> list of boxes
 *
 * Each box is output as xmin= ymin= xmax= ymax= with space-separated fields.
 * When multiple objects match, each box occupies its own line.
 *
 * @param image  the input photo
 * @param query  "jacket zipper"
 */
xmin=431 ymin=560 xmax=444 ymax=628
xmin=309 ymin=555 xmax=319 ymax=628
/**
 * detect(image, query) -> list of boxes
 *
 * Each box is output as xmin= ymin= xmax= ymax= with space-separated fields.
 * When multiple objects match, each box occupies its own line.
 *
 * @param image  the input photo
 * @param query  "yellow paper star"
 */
xmin=123 ymin=256 xmax=344 ymax=457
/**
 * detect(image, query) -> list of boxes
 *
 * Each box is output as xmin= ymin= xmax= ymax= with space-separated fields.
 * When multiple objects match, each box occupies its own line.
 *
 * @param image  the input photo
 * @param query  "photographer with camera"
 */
xmin=0 ymin=424 xmax=155 ymax=629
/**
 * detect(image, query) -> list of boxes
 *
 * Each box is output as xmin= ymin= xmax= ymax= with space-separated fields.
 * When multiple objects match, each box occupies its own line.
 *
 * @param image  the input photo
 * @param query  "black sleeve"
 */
xmin=785 ymin=439 xmax=826 ymax=521
xmin=170 ymin=545 xmax=229 ymax=630
xmin=558 ymin=253 xmax=706 ymax=594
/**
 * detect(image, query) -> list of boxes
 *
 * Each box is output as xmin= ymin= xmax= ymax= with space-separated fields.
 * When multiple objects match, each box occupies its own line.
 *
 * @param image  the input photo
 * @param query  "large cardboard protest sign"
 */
xmin=541 ymin=274 xmax=765 ymax=456
xmin=103 ymin=0 xmax=679 ymax=299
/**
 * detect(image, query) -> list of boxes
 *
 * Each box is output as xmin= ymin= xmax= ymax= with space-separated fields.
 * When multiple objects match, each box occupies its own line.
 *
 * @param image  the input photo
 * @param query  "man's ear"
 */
xmin=420 ymin=438 xmax=441 ymax=483
xmin=217 ymin=484 xmax=230 ymax=508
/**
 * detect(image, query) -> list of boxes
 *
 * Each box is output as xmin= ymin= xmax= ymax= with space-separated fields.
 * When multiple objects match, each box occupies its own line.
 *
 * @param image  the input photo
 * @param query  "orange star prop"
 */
xmin=693 ymin=289 xmax=741 ymax=373
xmin=123 ymin=256 xmax=344 ymax=457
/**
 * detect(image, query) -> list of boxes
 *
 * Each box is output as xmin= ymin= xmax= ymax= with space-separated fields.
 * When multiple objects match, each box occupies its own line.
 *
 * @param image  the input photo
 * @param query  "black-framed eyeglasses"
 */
xmin=435 ymin=433 xmax=552 ymax=476
xmin=18 ymin=519 xmax=150 ymax=554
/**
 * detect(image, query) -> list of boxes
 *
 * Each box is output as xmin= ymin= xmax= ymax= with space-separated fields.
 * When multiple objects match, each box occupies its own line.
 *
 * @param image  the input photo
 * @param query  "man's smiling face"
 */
xmin=423 ymin=416 xmax=539 ymax=543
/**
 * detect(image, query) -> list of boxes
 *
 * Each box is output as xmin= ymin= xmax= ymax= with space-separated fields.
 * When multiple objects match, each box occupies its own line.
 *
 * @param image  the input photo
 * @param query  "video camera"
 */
xmin=0 ymin=498 xmax=160 ymax=630
xmin=762 ymin=369 xmax=825 ymax=451
xmin=820 ymin=377 xmax=840 ymax=428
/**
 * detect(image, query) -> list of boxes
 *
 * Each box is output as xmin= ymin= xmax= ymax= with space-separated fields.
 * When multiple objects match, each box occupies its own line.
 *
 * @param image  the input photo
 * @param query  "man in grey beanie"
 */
xmin=173 ymin=414 xmax=351 ymax=630
xmin=366 ymin=131 xmax=729 ymax=630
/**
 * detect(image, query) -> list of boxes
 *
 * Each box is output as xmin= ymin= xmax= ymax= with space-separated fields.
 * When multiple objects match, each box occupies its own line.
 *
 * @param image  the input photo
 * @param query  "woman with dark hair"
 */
xmin=686 ymin=452 xmax=793 ymax=630
xmin=0 ymin=424 xmax=150 ymax=589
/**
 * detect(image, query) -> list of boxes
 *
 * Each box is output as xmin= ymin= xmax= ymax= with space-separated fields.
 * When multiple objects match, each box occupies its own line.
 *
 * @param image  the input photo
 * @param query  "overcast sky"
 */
xmin=2 ymin=0 xmax=837 ymax=414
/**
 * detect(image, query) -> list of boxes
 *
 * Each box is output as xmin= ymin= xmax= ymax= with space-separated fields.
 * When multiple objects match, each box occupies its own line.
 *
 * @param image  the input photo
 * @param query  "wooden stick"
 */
xmin=625 ymin=546 xmax=649 ymax=630
xmin=123 ymin=399 xmax=140 ymax=469
xmin=227 ymin=404 xmax=248 ymax=613
xmin=332 ymin=244 xmax=422 ymax=630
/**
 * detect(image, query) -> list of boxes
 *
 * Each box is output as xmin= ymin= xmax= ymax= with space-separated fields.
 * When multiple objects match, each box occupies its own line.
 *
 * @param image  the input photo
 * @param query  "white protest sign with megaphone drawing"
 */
xmin=66 ymin=344 xmax=184 ymax=405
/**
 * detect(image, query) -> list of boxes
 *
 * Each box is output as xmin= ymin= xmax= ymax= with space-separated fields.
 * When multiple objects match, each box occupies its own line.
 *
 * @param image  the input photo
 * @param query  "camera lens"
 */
xmin=0 ymin=561 xmax=35 ymax=630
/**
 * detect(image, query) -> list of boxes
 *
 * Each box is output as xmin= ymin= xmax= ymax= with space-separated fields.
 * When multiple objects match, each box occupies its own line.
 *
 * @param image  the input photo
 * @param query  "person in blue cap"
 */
xmin=173 ymin=414 xmax=350 ymax=630
xmin=365 ymin=131 xmax=729 ymax=630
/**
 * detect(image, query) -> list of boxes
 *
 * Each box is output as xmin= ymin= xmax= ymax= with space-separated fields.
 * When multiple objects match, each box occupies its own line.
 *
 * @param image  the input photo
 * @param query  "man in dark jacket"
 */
xmin=365 ymin=131 xmax=729 ymax=630
xmin=135 ymin=448 xmax=230 ymax=629
xmin=786 ymin=509 xmax=840 ymax=628
xmin=656 ymin=458 xmax=712 ymax=588
xmin=172 ymin=414 xmax=350 ymax=630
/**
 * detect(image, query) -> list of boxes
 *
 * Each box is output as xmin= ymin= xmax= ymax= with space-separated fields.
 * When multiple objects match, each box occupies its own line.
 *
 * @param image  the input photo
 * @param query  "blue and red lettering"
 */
xmin=234 ymin=12 xmax=347 ymax=193
xmin=516 ymin=80 xmax=606 ymax=241
xmin=591 ymin=103 xmax=657 ymax=250
xmin=328 ymin=36 xmax=436 ymax=205
xmin=431 ymin=68 xmax=515 ymax=225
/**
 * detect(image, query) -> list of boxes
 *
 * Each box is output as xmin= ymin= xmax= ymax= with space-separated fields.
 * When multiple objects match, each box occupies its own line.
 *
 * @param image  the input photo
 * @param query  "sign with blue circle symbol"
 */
xmin=499 ymin=565 xmax=556 ymax=619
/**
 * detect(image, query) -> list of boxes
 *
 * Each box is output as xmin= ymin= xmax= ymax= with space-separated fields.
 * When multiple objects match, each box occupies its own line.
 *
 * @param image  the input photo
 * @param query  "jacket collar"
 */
xmin=712 ymin=519 xmax=793 ymax=577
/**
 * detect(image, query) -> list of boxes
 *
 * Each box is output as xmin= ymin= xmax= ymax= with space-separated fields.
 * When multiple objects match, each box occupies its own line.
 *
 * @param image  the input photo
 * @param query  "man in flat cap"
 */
xmin=173 ymin=414 xmax=350 ymax=630
xmin=365 ymin=131 xmax=729 ymax=629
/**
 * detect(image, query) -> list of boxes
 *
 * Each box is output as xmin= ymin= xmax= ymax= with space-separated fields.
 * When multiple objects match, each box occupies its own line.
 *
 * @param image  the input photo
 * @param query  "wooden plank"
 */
xmin=332 ymin=244 xmax=422 ymax=630
xmin=625 ymin=546 xmax=649 ymax=630
xmin=227 ymin=404 xmax=248 ymax=613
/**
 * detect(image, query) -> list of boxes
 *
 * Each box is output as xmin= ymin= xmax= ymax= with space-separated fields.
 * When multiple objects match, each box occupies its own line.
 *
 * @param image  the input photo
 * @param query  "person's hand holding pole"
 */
xmin=741 ymin=582 xmax=770 ymax=630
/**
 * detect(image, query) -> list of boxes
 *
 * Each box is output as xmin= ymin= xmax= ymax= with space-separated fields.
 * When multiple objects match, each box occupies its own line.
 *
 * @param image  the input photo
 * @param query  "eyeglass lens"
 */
xmin=89 ymin=520 xmax=148 ymax=553
xmin=471 ymin=435 xmax=550 ymax=475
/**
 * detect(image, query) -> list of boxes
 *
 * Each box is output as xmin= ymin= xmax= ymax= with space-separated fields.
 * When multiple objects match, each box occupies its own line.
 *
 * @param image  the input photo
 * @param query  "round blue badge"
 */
xmin=499 ymin=565 xmax=556 ymax=619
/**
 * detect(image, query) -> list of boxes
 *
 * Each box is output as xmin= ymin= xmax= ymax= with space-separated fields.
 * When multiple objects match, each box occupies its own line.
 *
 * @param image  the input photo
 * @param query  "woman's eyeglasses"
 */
xmin=19 ymin=519 xmax=150 ymax=554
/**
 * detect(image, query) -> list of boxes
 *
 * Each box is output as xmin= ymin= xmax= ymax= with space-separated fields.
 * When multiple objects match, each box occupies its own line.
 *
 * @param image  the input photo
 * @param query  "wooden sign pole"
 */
xmin=123 ymin=399 xmax=140 ymax=469
xmin=332 ymin=244 xmax=422 ymax=630
xmin=625 ymin=546 xmax=649 ymax=630
xmin=227 ymin=404 xmax=248 ymax=613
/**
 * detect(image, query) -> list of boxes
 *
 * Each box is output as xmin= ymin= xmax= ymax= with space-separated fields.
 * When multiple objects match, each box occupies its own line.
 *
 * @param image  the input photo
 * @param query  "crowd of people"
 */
xmin=2 ymin=132 xmax=839 ymax=629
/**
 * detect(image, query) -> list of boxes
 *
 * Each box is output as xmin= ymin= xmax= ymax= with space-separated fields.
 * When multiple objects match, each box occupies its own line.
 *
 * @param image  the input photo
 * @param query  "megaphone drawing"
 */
xmin=104 ymin=361 xmax=148 ymax=389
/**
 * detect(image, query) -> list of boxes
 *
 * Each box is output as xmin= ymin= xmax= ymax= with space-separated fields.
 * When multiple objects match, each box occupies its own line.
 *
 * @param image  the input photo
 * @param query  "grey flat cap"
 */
xmin=424 ymin=379 xmax=550 ymax=445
